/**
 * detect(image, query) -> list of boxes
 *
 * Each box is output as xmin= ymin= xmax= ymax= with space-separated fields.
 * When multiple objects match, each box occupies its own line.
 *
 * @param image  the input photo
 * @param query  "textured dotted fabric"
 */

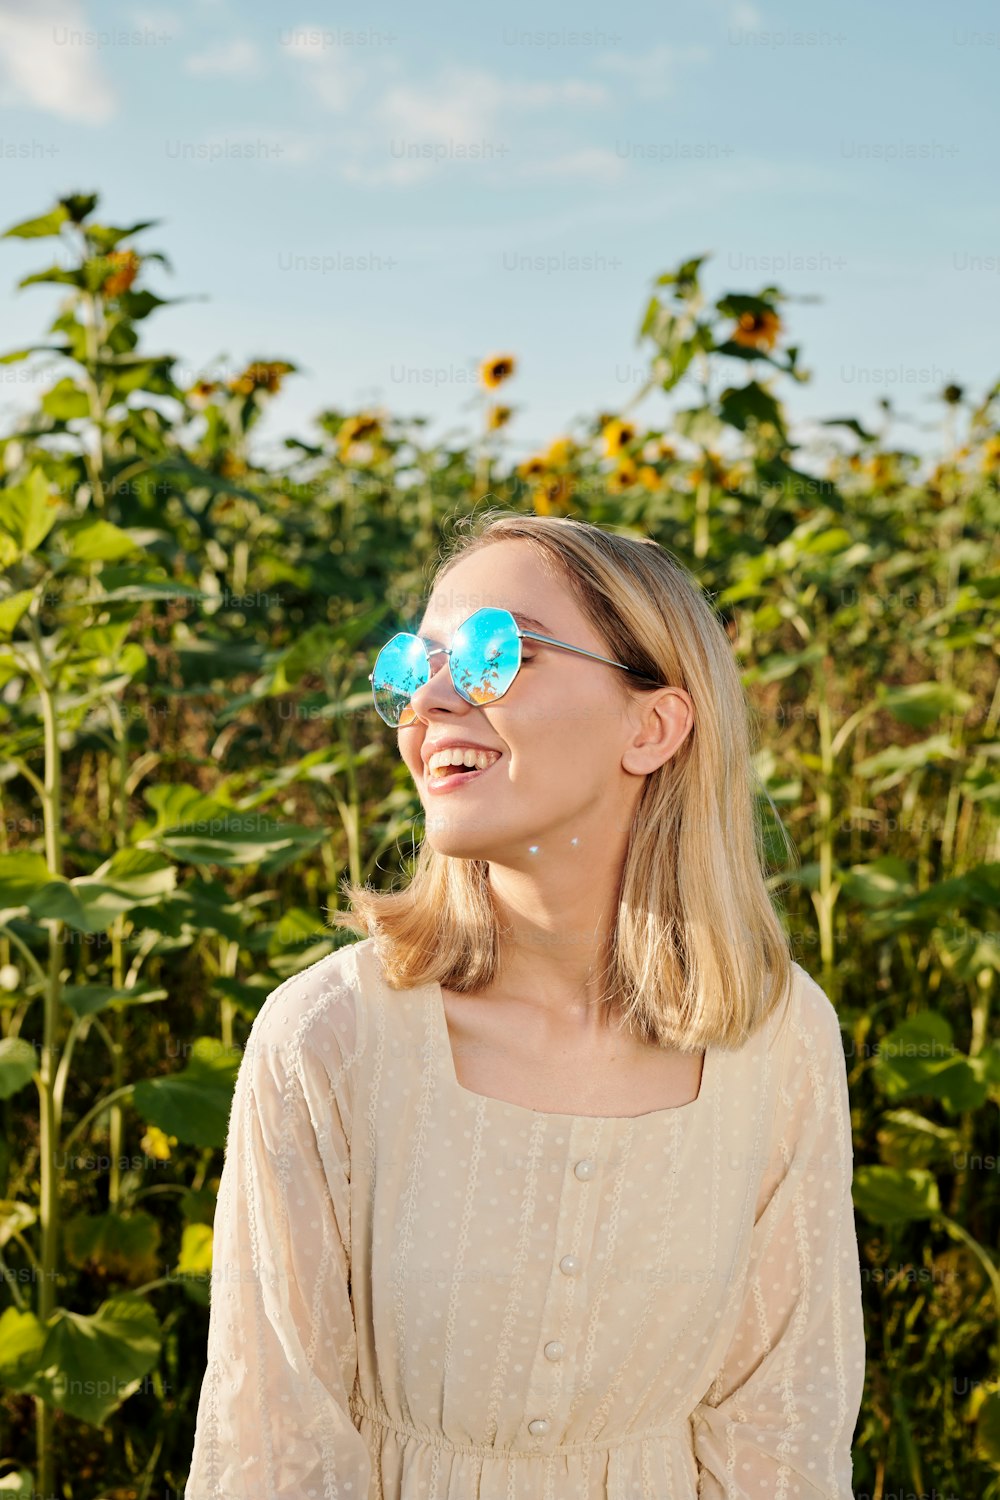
xmin=184 ymin=937 xmax=866 ymax=1500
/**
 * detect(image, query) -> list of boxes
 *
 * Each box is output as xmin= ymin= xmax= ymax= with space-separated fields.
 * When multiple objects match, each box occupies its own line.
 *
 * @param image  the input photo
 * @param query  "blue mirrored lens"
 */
xmin=371 ymin=633 xmax=429 ymax=725
xmin=451 ymin=608 xmax=520 ymax=705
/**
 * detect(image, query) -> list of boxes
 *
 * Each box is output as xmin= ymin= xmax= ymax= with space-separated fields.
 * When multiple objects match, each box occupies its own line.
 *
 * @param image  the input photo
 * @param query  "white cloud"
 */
xmin=184 ymin=38 xmax=261 ymax=76
xmin=279 ymin=31 xmax=365 ymax=111
xmin=282 ymin=48 xmax=613 ymax=186
xmin=597 ymin=43 xmax=708 ymax=99
xmin=515 ymin=147 xmax=628 ymax=183
xmin=373 ymin=66 xmax=607 ymax=142
xmin=0 ymin=0 xmax=116 ymax=123
xmin=127 ymin=5 xmax=183 ymax=33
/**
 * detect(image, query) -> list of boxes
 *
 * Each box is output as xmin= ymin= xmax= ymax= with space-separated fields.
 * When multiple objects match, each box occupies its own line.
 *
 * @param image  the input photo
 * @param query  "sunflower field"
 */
xmin=0 ymin=193 xmax=998 ymax=1500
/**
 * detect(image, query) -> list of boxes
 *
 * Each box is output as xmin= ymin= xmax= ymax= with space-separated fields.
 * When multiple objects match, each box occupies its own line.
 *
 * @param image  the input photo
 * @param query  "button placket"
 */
xmin=524 ymin=1120 xmax=610 ymax=1442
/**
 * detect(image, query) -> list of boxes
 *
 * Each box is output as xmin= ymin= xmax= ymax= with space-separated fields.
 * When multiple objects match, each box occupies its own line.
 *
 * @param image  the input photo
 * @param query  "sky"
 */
xmin=1 ymin=0 xmax=998 ymax=470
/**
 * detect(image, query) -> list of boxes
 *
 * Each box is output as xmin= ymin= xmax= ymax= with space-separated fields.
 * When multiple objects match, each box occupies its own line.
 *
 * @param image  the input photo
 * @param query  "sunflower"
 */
xmin=517 ymin=455 xmax=548 ymax=480
xmin=731 ymin=308 xmax=781 ymax=352
xmin=607 ymin=457 xmax=639 ymax=492
xmin=102 ymin=249 xmax=140 ymax=298
xmin=337 ymin=412 xmax=383 ymax=455
xmin=980 ymin=435 xmax=1000 ymax=474
xmin=188 ymin=379 xmax=221 ymax=405
xmin=601 ymin=419 xmax=636 ymax=458
xmin=637 ymin=465 xmax=664 ymax=493
xmin=486 ymin=404 xmax=512 ymax=431
xmin=229 ymin=361 xmax=295 ymax=397
xmin=864 ymin=453 xmax=896 ymax=487
xmin=643 ymin=436 xmax=676 ymax=464
xmin=533 ymin=474 xmax=573 ymax=515
xmin=545 ymin=436 xmax=575 ymax=467
xmin=141 ymin=1125 xmax=178 ymax=1162
xmin=219 ymin=451 xmax=248 ymax=479
xmin=479 ymin=353 xmax=517 ymax=389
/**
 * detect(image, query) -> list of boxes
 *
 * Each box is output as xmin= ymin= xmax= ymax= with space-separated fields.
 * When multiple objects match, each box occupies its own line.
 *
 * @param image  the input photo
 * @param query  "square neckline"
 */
xmin=429 ymin=978 xmax=711 ymax=1124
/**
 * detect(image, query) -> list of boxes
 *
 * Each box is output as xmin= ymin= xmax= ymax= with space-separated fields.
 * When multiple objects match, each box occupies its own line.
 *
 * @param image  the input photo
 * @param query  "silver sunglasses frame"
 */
xmin=368 ymin=607 xmax=663 ymax=724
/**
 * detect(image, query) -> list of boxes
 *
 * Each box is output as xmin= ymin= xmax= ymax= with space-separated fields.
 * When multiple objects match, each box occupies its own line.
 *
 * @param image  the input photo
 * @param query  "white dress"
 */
xmin=184 ymin=936 xmax=866 ymax=1499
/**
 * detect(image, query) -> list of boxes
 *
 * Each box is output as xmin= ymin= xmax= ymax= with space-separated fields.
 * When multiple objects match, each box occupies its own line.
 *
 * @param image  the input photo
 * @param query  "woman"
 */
xmin=185 ymin=512 xmax=866 ymax=1499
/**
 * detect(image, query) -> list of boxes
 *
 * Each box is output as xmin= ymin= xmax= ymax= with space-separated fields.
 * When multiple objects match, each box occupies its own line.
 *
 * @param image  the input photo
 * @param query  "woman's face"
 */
xmin=395 ymin=539 xmax=689 ymax=864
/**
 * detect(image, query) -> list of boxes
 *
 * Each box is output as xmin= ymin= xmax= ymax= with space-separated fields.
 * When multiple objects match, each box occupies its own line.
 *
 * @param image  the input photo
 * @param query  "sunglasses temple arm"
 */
xmin=526 ymin=631 xmax=636 ymax=675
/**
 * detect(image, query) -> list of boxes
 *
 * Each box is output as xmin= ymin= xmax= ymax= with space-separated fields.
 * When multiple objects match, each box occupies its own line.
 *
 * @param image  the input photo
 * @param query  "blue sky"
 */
xmin=1 ymin=0 xmax=998 ymax=468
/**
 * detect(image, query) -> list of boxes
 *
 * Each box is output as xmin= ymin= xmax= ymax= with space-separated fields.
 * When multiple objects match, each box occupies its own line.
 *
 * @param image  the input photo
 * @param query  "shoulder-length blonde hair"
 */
xmin=332 ymin=509 xmax=797 ymax=1051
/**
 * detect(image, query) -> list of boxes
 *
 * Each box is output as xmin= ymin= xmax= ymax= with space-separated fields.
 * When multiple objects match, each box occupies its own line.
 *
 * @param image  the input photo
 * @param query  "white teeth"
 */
xmin=428 ymin=747 xmax=501 ymax=776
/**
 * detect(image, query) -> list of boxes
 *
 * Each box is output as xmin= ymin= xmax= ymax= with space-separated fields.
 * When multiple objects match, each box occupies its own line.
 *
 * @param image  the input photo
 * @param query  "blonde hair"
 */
xmin=332 ymin=509 xmax=797 ymax=1051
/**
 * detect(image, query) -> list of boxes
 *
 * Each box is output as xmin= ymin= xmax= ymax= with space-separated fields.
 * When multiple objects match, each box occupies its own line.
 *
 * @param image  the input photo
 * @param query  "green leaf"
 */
xmin=60 ymin=517 xmax=141 ymax=563
xmin=85 ymin=219 xmax=160 ymax=253
xmin=852 ymin=1165 xmax=941 ymax=1225
xmin=0 ymin=344 xmax=71 ymax=364
xmin=838 ymin=857 xmax=915 ymax=907
xmin=0 ymin=589 xmax=34 ymax=638
xmin=822 ymin=416 xmax=877 ymax=443
xmin=873 ymin=1011 xmax=988 ymax=1113
xmin=132 ymin=1037 xmax=241 ymax=1149
xmin=0 ymin=1039 xmax=37 ymax=1099
xmin=0 ymin=851 xmax=58 ymax=908
xmin=718 ymin=379 xmax=786 ymax=436
xmin=875 ymin=1108 xmax=961 ymax=1169
xmin=40 ymin=377 xmax=90 ymax=421
xmin=59 ymin=192 xmax=99 ymax=224
xmin=856 ymin=733 xmax=959 ymax=791
xmin=975 ymin=1389 xmax=1000 ymax=1465
xmin=0 ymin=469 xmax=61 ymax=558
xmin=715 ymin=291 xmax=781 ymax=318
xmin=61 ymin=983 xmax=168 ymax=1020
xmin=741 ymin=644 xmax=826 ymax=685
xmin=654 ymin=255 xmax=708 ymax=292
xmin=4 ymin=1293 xmax=161 ymax=1426
xmin=878 ymin=681 xmax=974 ymax=728
xmin=671 ymin=405 xmax=726 ymax=445
xmin=2 ymin=206 xmax=69 ymax=240
xmin=64 ymin=1210 xmax=160 ymax=1281
xmin=17 ymin=266 xmax=86 ymax=290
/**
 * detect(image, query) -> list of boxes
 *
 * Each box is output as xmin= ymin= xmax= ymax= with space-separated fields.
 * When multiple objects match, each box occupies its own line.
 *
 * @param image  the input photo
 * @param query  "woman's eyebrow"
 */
xmin=415 ymin=610 xmax=553 ymax=646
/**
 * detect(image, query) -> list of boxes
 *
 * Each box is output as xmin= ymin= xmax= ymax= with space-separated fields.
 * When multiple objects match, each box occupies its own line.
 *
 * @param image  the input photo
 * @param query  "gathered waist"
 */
xmin=348 ymin=1391 xmax=692 ymax=1460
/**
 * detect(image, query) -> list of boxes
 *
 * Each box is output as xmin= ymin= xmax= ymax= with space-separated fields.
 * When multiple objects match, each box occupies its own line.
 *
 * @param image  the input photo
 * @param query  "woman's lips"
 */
xmin=424 ymin=755 xmax=502 ymax=795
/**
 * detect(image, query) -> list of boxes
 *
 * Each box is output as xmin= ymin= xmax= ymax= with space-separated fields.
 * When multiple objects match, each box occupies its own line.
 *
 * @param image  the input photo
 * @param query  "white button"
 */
xmin=559 ymin=1254 xmax=581 ymax=1275
xmin=527 ymin=1418 xmax=550 ymax=1436
xmin=574 ymin=1158 xmax=596 ymax=1180
xmin=544 ymin=1340 xmax=565 ymax=1361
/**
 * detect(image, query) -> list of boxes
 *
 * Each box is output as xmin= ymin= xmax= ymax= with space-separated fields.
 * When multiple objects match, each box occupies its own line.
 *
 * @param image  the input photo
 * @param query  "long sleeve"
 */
xmin=691 ymin=969 xmax=866 ymax=1499
xmin=184 ymin=966 xmax=372 ymax=1500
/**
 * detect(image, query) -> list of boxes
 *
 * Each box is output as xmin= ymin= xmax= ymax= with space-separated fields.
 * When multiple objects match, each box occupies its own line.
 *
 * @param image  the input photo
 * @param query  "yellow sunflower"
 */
xmin=102 ymin=249 xmax=140 ymax=298
xmin=607 ymin=457 xmax=639 ymax=492
xmin=486 ymin=404 xmax=512 ymax=431
xmin=731 ymin=309 xmax=781 ymax=352
xmin=533 ymin=474 xmax=573 ymax=515
xmin=479 ymin=353 xmax=517 ymax=389
xmin=517 ymin=455 xmax=548 ymax=480
xmin=545 ymin=436 xmax=575 ymax=467
xmin=337 ymin=412 xmax=383 ymax=454
xmin=602 ymin=419 xmax=636 ymax=457
xmin=229 ymin=361 xmax=295 ymax=397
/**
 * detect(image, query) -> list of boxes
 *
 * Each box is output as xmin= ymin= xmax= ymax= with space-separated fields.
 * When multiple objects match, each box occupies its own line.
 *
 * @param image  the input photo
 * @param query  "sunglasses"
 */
xmin=368 ymin=606 xmax=662 ymax=727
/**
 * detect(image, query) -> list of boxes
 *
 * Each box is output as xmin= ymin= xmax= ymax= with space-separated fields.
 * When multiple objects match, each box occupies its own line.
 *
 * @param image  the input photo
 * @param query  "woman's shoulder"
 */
xmin=782 ymin=960 xmax=848 ymax=1061
xmin=244 ymin=936 xmax=377 ymax=1087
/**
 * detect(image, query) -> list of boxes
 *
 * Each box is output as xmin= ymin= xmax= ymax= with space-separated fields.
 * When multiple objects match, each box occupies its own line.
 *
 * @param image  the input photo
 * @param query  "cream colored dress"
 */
xmin=184 ymin=936 xmax=866 ymax=1500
